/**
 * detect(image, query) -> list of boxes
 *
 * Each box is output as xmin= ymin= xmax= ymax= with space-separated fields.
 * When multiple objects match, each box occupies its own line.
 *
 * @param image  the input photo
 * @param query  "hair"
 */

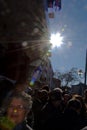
xmin=49 ymin=87 xmax=63 ymax=101
xmin=7 ymin=93 xmax=33 ymax=111
xmin=66 ymin=98 xmax=82 ymax=111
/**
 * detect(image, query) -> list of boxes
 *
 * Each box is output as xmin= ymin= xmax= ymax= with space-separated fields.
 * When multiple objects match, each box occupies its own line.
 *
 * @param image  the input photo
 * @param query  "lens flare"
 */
xmin=50 ymin=32 xmax=64 ymax=48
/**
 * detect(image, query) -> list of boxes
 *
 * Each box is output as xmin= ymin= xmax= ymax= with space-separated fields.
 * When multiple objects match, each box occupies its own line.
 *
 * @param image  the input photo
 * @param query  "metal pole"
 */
xmin=84 ymin=49 xmax=87 ymax=85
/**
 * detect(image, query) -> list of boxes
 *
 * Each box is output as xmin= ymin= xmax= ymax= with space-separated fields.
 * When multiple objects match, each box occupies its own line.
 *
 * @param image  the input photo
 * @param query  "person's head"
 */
xmin=49 ymin=88 xmax=63 ymax=107
xmin=38 ymin=89 xmax=49 ymax=103
xmin=6 ymin=93 xmax=32 ymax=125
xmin=41 ymin=84 xmax=50 ymax=92
xmin=63 ymin=93 xmax=71 ymax=104
xmin=72 ymin=94 xmax=87 ymax=115
xmin=66 ymin=98 xmax=82 ymax=114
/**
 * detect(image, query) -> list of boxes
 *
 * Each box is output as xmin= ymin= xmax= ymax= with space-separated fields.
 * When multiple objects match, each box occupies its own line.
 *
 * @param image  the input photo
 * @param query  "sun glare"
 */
xmin=50 ymin=32 xmax=64 ymax=48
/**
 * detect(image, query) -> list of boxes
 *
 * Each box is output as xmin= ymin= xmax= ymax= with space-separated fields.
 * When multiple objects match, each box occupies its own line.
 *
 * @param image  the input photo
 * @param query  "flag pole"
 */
xmin=84 ymin=49 xmax=87 ymax=85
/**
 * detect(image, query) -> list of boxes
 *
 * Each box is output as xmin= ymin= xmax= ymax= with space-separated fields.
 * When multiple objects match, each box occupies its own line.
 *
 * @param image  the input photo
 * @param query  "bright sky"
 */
xmin=47 ymin=0 xmax=87 ymax=74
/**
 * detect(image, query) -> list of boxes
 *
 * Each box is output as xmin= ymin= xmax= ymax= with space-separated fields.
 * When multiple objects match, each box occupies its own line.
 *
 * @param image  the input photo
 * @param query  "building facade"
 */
xmin=0 ymin=0 xmax=54 ymax=87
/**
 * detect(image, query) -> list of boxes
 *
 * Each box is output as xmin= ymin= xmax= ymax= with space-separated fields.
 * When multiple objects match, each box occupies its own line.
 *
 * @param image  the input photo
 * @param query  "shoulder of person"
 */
xmin=13 ymin=121 xmax=33 ymax=130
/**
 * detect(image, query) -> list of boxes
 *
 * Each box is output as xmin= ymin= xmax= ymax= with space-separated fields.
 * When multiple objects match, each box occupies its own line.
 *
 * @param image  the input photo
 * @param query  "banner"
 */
xmin=47 ymin=0 xmax=61 ymax=18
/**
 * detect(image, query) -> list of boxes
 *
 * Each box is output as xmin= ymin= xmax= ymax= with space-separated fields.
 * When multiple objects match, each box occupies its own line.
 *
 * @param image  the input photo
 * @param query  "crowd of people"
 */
xmin=0 ymin=78 xmax=87 ymax=130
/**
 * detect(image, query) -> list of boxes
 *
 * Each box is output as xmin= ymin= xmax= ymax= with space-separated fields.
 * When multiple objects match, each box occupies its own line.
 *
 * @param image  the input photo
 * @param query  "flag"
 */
xmin=47 ymin=0 xmax=61 ymax=18
xmin=30 ymin=66 xmax=42 ymax=86
xmin=47 ymin=0 xmax=54 ymax=18
xmin=47 ymin=0 xmax=54 ymax=8
xmin=47 ymin=0 xmax=61 ymax=10
xmin=53 ymin=0 xmax=61 ymax=11
xmin=45 ymin=0 xmax=61 ymax=18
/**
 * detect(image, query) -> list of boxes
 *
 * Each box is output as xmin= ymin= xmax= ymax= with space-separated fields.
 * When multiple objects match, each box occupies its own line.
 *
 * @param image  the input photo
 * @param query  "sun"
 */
xmin=50 ymin=32 xmax=64 ymax=48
